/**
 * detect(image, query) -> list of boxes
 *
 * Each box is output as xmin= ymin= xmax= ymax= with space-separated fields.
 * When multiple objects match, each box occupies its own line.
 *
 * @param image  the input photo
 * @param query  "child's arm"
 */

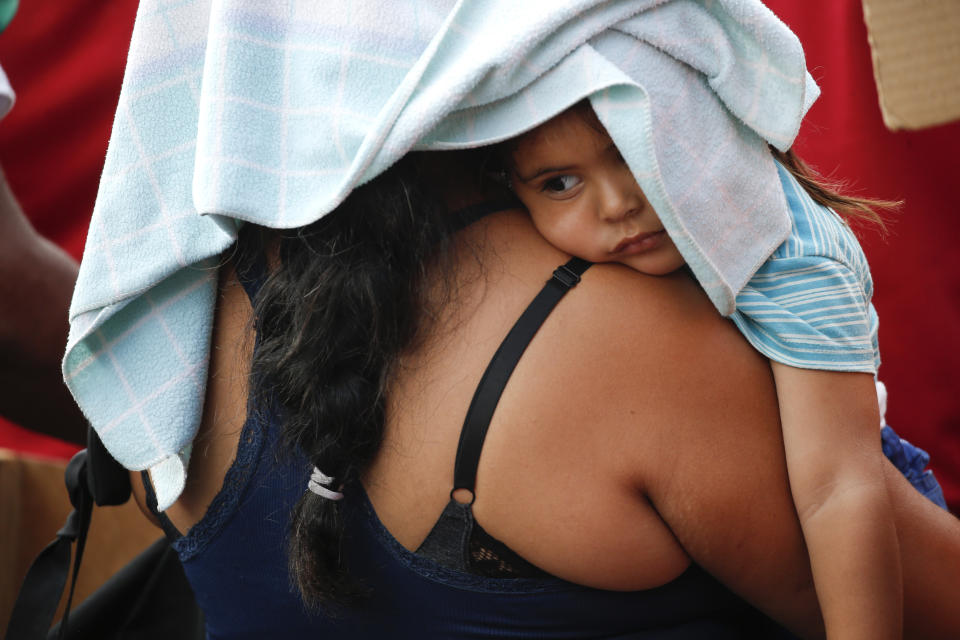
xmin=771 ymin=363 xmax=902 ymax=640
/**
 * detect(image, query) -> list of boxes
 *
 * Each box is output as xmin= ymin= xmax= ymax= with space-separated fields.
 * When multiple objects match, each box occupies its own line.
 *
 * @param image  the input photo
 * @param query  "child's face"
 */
xmin=510 ymin=110 xmax=685 ymax=276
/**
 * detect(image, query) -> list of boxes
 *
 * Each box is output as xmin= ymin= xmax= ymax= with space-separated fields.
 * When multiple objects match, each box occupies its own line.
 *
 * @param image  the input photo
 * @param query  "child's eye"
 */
xmin=541 ymin=175 xmax=582 ymax=195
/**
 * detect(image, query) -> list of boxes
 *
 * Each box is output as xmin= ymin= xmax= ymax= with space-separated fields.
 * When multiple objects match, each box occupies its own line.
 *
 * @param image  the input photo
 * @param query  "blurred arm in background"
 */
xmin=0 ymin=167 xmax=85 ymax=444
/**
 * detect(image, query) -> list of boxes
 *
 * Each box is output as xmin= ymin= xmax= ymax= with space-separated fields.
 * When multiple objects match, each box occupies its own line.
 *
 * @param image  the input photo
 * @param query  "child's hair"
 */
xmin=497 ymin=100 xmax=898 ymax=232
xmin=772 ymin=147 xmax=896 ymax=232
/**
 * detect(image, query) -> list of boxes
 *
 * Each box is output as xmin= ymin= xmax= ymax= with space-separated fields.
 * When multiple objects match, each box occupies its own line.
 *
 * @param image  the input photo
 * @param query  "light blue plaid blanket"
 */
xmin=64 ymin=0 xmax=818 ymax=510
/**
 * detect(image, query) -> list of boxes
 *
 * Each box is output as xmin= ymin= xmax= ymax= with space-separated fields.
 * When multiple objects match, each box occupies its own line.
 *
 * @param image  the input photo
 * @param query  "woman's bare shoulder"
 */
xmin=467 ymin=211 xmax=785 ymax=464
xmin=508 ymin=258 xmax=780 ymax=450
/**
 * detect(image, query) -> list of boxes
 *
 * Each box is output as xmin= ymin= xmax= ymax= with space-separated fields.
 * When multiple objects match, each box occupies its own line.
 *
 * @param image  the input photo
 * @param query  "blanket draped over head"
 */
xmin=64 ymin=0 xmax=818 ymax=510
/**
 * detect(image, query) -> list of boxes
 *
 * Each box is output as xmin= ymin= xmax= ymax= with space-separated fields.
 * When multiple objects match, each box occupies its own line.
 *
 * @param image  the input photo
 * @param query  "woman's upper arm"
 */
xmin=580 ymin=267 xmax=823 ymax=637
xmin=587 ymin=266 xmax=960 ymax=638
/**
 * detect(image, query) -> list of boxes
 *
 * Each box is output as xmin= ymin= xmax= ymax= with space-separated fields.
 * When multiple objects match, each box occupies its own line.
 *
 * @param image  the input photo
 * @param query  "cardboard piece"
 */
xmin=0 ymin=449 xmax=161 ymax=631
xmin=861 ymin=0 xmax=960 ymax=131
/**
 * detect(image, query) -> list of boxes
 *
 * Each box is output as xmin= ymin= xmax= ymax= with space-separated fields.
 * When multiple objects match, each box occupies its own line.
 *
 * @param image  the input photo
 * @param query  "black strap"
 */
xmin=5 ymin=452 xmax=93 ymax=640
xmin=141 ymin=471 xmax=183 ymax=540
xmin=86 ymin=426 xmax=131 ymax=507
xmin=452 ymin=257 xmax=591 ymax=495
xmin=5 ymin=426 xmax=132 ymax=639
xmin=141 ymin=471 xmax=184 ymax=541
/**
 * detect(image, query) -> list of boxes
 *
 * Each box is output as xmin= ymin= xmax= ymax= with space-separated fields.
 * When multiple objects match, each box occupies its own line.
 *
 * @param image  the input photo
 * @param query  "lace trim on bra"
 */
xmin=469 ymin=521 xmax=551 ymax=578
xmin=355 ymin=486 xmax=569 ymax=594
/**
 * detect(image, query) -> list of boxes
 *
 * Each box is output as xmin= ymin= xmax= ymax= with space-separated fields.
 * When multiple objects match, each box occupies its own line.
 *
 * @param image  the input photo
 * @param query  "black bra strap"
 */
xmin=452 ymin=257 xmax=592 ymax=495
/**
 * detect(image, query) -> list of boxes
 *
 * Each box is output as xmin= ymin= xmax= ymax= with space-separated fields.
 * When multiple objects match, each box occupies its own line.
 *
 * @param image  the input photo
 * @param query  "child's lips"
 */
xmin=612 ymin=230 xmax=665 ymax=254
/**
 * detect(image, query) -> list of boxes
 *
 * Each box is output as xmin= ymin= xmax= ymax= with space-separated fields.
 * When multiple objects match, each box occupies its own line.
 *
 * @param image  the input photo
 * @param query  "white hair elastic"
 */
xmin=307 ymin=467 xmax=344 ymax=501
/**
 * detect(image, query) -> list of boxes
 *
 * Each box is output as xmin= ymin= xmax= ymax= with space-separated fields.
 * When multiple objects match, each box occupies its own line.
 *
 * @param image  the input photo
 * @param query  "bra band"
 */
xmin=452 ymin=257 xmax=592 ymax=495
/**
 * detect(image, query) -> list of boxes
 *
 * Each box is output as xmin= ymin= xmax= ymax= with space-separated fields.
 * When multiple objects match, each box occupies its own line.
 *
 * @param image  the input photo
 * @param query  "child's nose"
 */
xmin=598 ymin=172 xmax=644 ymax=222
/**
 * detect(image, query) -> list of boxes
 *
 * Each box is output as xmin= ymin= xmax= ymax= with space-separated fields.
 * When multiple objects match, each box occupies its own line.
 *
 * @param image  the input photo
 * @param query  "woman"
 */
xmin=128 ymin=153 xmax=960 ymax=639
xmin=60 ymin=1 xmax=958 ymax=637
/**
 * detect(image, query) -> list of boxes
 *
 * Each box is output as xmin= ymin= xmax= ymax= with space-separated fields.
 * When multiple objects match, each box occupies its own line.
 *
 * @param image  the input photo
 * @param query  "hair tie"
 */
xmin=307 ymin=467 xmax=344 ymax=501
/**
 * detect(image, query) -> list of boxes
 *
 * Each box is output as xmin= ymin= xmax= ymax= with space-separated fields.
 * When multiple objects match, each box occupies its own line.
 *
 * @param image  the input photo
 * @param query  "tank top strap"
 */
xmin=451 ymin=257 xmax=592 ymax=498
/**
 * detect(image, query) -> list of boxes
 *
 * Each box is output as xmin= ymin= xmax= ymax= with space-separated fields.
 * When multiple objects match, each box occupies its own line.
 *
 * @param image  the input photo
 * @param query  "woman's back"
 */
xmin=366 ymin=207 xmax=818 ymax=631
xmin=137 ymin=203 xmax=823 ymax=637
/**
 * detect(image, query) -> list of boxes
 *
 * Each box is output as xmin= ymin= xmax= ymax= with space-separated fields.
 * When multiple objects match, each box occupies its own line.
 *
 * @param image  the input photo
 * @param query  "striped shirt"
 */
xmin=730 ymin=163 xmax=880 ymax=373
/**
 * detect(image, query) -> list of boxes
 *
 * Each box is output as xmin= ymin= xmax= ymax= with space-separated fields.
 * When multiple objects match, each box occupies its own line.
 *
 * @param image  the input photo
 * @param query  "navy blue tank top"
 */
xmin=150 ymin=211 xmax=798 ymax=639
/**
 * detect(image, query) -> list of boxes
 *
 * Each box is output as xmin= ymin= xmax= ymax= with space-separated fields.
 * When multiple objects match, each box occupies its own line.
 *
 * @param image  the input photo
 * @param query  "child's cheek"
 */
xmin=544 ymin=214 xmax=589 ymax=257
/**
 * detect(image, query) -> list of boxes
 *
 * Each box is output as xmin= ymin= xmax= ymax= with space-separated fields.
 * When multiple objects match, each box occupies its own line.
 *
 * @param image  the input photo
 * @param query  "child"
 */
xmin=505 ymin=103 xmax=944 ymax=640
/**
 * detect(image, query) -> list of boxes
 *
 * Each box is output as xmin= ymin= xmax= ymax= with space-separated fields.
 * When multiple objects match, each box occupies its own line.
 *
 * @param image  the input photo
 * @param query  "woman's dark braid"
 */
xmin=237 ymin=156 xmax=456 ymax=607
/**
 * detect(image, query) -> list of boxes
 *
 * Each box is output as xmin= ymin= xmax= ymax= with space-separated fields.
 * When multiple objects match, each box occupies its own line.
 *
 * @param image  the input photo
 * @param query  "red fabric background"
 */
xmin=0 ymin=1 xmax=956 ymax=509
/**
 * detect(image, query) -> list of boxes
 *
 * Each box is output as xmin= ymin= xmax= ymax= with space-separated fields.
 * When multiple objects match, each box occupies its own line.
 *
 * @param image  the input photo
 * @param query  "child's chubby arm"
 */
xmin=771 ymin=363 xmax=902 ymax=640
